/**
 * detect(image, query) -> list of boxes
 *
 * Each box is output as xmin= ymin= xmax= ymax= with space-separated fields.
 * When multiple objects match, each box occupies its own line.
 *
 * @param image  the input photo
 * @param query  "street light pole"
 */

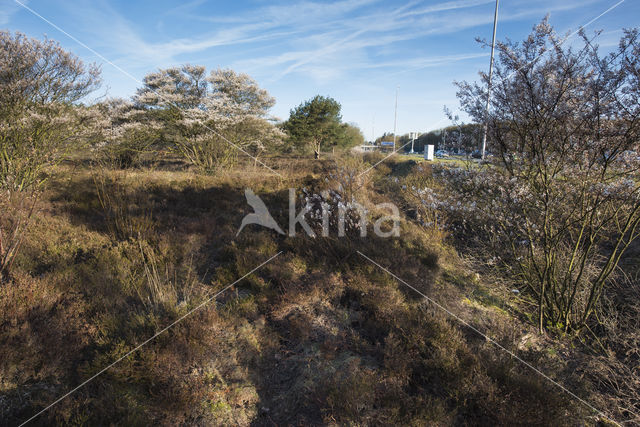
xmin=481 ymin=0 xmax=499 ymax=160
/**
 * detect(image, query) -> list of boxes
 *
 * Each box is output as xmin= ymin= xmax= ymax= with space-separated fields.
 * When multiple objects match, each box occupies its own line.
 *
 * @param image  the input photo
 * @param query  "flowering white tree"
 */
xmin=0 ymin=31 xmax=101 ymax=282
xmin=451 ymin=22 xmax=640 ymax=332
xmin=0 ymin=31 xmax=101 ymax=191
xmin=134 ymin=65 xmax=283 ymax=172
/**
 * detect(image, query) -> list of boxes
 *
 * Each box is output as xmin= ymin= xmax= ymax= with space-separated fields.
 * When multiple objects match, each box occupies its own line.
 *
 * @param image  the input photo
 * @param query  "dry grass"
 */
xmin=0 ymin=153 xmax=603 ymax=425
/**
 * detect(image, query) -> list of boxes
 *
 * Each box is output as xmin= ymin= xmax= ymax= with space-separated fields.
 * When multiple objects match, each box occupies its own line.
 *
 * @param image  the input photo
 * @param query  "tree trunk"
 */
xmin=538 ymin=282 xmax=545 ymax=333
xmin=314 ymin=140 xmax=321 ymax=160
xmin=0 ymin=228 xmax=6 ymax=283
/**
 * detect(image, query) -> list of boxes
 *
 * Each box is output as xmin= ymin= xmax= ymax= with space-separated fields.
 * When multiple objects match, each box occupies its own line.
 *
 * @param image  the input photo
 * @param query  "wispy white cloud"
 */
xmin=183 ymin=0 xmax=381 ymax=26
xmin=228 ymin=0 xmax=600 ymax=83
xmin=398 ymin=0 xmax=494 ymax=17
xmin=46 ymin=0 xmax=603 ymax=81
xmin=7 ymin=0 xmax=629 ymax=135
xmin=55 ymin=0 xmax=301 ymax=65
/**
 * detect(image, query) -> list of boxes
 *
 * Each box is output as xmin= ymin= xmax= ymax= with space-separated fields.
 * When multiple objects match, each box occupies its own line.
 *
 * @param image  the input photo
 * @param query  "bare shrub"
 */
xmin=174 ymin=133 xmax=239 ymax=173
xmin=579 ymin=277 xmax=640 ymax=422
xmin=328 ymin=154 xmax=371 ymax=201
xmin=93 ymin=170 xmax=154 ymax=241
xmin=398 ymin=163 xmax=444 ymax=229
xmin=452 ymin=21 xmax=640 ymax=332
xmin=362 ymin=150 xmax=384 ymax=166
xmin=133 ymin=240 xmax=199 ymax=312
xmin=0 ymin=191 xmax=37 ymax=282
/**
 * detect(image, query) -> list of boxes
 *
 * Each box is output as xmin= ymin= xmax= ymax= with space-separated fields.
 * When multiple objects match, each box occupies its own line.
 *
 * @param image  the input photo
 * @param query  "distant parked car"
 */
xmin=435 ymin=150 xmax=449 ymax=158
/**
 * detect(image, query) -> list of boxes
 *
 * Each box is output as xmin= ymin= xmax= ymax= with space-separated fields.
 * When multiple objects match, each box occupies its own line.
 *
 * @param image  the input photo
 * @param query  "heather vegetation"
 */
xmin=1 ymin=21 xmax=640 ymax=426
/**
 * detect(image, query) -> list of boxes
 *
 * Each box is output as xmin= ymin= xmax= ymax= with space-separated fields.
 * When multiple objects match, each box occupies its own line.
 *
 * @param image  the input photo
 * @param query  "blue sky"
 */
xmin=2 ymin=0 xmax=638 ymax=139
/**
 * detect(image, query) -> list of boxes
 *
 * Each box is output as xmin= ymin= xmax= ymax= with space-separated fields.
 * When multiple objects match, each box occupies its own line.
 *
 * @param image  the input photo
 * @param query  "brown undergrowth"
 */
xmin=0 ymin=155 xmax=592 ymax=425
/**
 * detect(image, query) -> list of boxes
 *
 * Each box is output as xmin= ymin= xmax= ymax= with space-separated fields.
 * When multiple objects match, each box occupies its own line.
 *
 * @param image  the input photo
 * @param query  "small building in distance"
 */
xmin=353 ymin=143 xmax=379 ymax=152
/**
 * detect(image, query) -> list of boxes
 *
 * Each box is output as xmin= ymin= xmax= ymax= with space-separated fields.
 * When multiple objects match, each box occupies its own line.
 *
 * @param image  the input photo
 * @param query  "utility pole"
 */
xmin=393 ymin=86 xmax=398 ymax=152
xmin=481 ymin=0 xmax=499 ymax=160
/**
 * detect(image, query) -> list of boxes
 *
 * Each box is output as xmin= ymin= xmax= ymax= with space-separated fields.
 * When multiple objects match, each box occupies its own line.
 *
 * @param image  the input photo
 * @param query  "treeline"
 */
xmin=0 ymin=30 xmax=366 ymax=195
xmin=373 ymin=123 xmax=482 ymax=154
